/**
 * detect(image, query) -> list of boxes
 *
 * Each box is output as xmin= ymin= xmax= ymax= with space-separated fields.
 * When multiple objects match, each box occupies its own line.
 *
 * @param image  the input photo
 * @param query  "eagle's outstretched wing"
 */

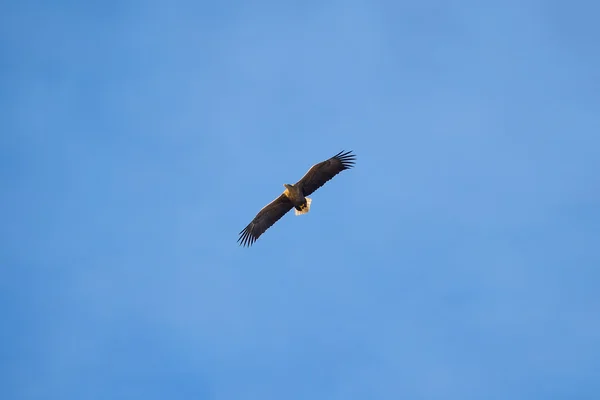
xmin=238 ymin=193 xmax=294 ymax=247
xmin=296 ymin=150 xmax=356 ymax=196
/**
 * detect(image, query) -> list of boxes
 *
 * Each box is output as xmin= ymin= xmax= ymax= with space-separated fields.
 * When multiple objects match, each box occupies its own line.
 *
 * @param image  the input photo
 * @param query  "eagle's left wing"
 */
xmin=238 ymin=193 xmax=294 ymax=247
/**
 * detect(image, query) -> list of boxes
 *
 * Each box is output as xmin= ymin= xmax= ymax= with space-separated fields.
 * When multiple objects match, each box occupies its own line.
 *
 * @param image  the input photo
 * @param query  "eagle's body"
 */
xmin=283 ymin=183 xmax=311 ymax=216
xmin=238 ymin=150 xmax=356 ymax=247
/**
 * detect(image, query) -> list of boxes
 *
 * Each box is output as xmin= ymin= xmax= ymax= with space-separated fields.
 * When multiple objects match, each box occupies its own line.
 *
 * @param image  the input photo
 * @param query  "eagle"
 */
xmin=238 ymin=150 xmax=356 ymax=247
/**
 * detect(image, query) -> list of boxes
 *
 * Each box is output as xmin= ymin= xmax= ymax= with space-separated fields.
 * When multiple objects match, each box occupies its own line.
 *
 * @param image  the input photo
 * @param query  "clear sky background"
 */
xmin=2 ymin=0 xmax=599 ymax=399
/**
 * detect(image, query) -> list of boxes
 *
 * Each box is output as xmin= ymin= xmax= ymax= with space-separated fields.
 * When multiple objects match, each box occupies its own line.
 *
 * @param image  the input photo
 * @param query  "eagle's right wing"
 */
xmin=296 ymin=150 xmax=356 ymax=196
xmin=238 ymin=193 xmax=294 ymax=247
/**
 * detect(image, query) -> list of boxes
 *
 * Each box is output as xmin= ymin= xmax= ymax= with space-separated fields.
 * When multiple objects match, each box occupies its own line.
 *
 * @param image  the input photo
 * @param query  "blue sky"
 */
xmin=2 ymin=0 xmax=600 ymax=399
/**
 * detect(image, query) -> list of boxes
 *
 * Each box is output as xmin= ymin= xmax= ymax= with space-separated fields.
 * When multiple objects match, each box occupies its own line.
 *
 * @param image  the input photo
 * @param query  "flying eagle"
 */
xmin=238 ymin=150 xmax=356 ymax=247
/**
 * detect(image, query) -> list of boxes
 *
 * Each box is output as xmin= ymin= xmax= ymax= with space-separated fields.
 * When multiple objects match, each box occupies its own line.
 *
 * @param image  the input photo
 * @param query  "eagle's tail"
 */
xmin=294 ymin=197 xmax=312 ymax=216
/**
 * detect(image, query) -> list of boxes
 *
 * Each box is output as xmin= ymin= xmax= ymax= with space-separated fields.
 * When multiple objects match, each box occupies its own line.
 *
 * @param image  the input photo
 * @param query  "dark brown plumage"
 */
xmin=238 ymin=150 xmax=356 ymax=247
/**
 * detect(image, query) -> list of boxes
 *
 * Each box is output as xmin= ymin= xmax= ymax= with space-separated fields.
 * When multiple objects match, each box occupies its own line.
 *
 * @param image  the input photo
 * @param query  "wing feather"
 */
xmin=238 ymin=193 xmax=294 ymax=247
xmin=296 ymin=150 xmax=356 ymax=196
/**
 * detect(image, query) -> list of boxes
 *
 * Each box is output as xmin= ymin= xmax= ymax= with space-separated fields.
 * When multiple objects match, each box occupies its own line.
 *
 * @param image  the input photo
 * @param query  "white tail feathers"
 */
xmin=294 ymin=197 xmax=312 ymax=216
